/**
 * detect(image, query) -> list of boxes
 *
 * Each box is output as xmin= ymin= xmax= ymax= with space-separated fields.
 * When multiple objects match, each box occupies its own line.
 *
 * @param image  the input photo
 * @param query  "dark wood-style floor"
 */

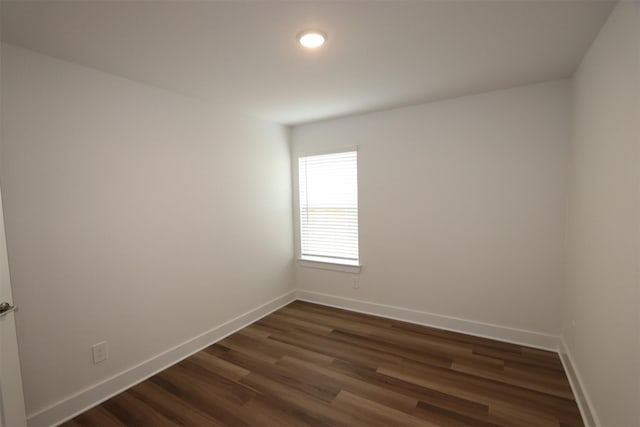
xmin=62 ymin=301 xmax=583 ymax=426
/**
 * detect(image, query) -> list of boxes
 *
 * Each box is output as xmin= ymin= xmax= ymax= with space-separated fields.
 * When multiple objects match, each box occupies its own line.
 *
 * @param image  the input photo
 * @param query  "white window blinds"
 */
xmin=298 ymin=150 xmax=359 ymax=266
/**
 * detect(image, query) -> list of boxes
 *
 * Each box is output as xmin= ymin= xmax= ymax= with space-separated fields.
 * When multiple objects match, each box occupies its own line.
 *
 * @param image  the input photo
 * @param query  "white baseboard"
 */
xmin=558 ymin=338 xmax=599 ymax=427
xmin=28 ymin=290 xmax=297 ymax=427
xmin=296 ymin=290 xmax=560 ymax=351
xmin=29 ymin=289 xmax=563 ymax=427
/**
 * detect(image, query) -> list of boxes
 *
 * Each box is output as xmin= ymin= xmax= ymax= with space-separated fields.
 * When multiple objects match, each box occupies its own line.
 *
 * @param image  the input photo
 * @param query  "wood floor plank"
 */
xmin=331 ymin=390 xmax=436 ymax=427
xmin=290 ymin=302 xmax=396 ymax=330
xmin=451 ymin=360 xmax=573 ymax=399
xmin=329 ymin=358 xmax=493 ymax=420
xmin=71 ymin=405 xmax=126 ymax=427
xmin=413 ymin=400 xmax=490 ymax=427
xmin=378 ymin=364 xmax=578 ymax=425
xmin=151 ymin=367 xmax=254 ymax=426
xmin=258 ymin=334 xmax=336 ymax=366
xmin=63 ymin=301 xmax=584 ymax=427
xmin=127 ymin=381 xmax=226 ymax=426
xmin=60 ymin=419 xmax=84 ymax=427
xmin=240 ymin=395 xmax=323 ymax=427
xmin=276 ymin=355 xmax=419 ymax=414
xmin=264 ymin=312 xmax=335 ymax=336
xmin=472 ymin=346 xmax=565 ymax=371
xmin=188 ymin=350 xmax=250 ymax=382
xmin=101 ymin=392 xmax=180 ymax=426
xmin=326 ymin=328 xmax=453 ymax=369
xmin=390 ymin=320 xmax=522 ymax=353
xmin=239 ymin=372 xmax=356 ymax=427
xmin=269 ymin=328 xmax=405 ymax=369
xmin=275 ymin=305 xmax=378 ymax=336
xmin=414 ymin=389 xmax=490 ymax=422
xmin=217 ymin=346 xmax=341 ymax=403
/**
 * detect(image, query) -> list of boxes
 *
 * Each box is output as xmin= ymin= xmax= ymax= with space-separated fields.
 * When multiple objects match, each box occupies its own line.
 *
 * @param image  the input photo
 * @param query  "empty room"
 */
xmin=0 ymin=1 xmax=638 ymax=426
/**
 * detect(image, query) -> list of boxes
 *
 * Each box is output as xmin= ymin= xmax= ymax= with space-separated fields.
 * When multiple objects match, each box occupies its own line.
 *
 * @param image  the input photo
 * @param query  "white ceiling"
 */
xmin=0 ymin=0 xmax=614 ymax=125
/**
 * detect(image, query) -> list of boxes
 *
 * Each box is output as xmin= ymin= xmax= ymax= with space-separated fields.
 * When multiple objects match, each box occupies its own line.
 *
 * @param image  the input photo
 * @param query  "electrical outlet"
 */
xmin=92 ymin=341 xmax=108 ymax=364
xmin=353 ymin=276 xmax=360 ymax=289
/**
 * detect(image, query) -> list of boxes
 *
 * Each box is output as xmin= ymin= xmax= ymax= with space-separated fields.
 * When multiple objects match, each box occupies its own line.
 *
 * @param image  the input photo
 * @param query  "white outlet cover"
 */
xmin=92 ymin=341 xmax=108 ymax=364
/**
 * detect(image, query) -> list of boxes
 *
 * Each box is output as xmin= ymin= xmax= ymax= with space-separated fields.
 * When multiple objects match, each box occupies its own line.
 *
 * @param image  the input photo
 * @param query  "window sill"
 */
xmin=298 ymin=257 xmax=361 ymax=274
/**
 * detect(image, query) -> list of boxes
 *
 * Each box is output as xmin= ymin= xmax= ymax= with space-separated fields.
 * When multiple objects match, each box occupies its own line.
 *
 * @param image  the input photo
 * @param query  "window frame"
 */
xmin=295 ymin=147 xmax=361 ymax=273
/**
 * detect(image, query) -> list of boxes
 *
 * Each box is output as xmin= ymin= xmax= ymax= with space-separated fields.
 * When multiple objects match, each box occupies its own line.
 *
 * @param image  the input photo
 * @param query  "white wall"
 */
xmin=564 ymin=1 xmax=640 ymax=426
xmin=0 ymin=44 xmax=294 ymax=418
xmin=292 ymin=80 xmax=570 ymax=338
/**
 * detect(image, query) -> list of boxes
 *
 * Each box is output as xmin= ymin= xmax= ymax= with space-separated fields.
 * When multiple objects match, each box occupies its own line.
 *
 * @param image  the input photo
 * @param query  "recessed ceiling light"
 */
xmin=297 ymin=30 xmax=327 ymax=48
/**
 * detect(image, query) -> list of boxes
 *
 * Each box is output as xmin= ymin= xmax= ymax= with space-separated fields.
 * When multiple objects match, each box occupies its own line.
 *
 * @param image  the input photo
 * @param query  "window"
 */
xmin=298 ymin=150 xmax=359 ymax=266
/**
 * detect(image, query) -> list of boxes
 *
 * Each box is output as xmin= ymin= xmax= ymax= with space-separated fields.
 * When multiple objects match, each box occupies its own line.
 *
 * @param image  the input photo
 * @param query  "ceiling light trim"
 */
xmin=297 ymin=29 xmax=327 ymax=49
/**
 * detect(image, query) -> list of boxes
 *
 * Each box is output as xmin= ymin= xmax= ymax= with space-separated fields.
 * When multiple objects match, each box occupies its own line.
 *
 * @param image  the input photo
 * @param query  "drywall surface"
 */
xmin=564 ymin=1 xmax=640 ymax=425
xmin=291 ymin=80 xmax=570 ymax=337
xmin=0 ymin=44 xmax=294 ymax=416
